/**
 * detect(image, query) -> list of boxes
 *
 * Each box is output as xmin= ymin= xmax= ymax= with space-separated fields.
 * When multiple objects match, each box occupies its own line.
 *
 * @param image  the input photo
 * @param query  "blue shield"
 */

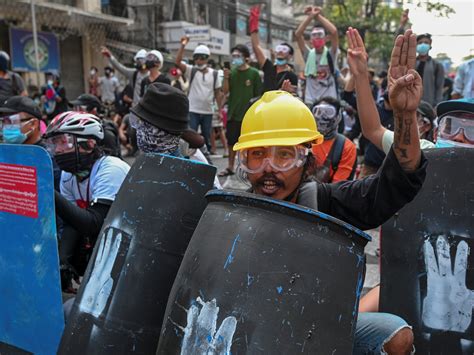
xmin=0 ymin=144 xmax=64 ymax=355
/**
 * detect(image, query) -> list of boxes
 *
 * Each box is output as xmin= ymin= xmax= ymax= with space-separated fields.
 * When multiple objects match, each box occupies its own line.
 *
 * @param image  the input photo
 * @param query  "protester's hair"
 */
xmin=207 ymin=59 xmax=216 ymax=69
xmin=232 ymin=44 xmax=250 ymax=58
xmin=104 ymin=66 xmax=113 ymax=71
xmin=280 ymin=42 xmax=294 ymax=56
xmin=416 ymin=33 xmax=432 ymax=43
xmin=91 ymin=66 xmax=99 ymax=71
xmin=313 ymin=96 xmax=341 ymax=114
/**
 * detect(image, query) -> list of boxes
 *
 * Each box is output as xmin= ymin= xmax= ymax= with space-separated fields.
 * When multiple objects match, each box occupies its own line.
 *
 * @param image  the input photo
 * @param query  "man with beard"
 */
xmin=232 ymin=28 xmax=426 ymax=354
xmin=44 ymin=111 xmax=130 ymax=291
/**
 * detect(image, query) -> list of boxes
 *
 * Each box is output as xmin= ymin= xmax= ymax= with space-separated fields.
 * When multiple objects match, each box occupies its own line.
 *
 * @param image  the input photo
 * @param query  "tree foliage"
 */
xmin=294 ymin=0 xmax=455 ymax=66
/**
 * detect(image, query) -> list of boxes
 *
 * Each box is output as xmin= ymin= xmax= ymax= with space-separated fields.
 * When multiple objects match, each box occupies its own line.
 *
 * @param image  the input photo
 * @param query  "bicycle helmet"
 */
xmin=45 ymin=111 xmax=104 ymax=141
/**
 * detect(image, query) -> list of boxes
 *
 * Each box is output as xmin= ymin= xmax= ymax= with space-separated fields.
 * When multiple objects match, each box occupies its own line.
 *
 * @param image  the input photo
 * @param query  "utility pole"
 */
xmin=30 ymin=0 xmax=41 ymax=86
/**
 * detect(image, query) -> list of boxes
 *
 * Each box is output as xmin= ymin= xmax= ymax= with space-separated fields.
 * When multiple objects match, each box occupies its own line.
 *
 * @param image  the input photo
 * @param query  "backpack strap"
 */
xmin=326 ymin=51 xmax=338 ymax=96
xmin=189 ymin=67 xmax=199 ymax=89
xmin=132 ymin=70 xmax=138 ymax=95
xmin=327 ymin=133 xmax=346 ymax=179
xmin=213 ymin=69 xmax=218 ymax=90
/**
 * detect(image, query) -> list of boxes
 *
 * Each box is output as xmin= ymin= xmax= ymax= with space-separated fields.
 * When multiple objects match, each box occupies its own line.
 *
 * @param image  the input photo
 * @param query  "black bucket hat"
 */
xmin=130 ymin=82 xmax=189 ymax=134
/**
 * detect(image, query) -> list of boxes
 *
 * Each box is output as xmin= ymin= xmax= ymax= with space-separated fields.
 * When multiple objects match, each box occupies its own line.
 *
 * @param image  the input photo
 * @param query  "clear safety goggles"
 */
xmin=0 ymin=114 xmax=34 ymax=131
xmin=238 ymin=146 xmax=309 ymax=174
xmin=275 ymin=45 xmax=290 ymax=54
xmin=438 ymin=112 xmax=474 ymax=143
xmin=311 ymin=30 xmax=325 ymax=39
xmin=312 ymin=104 xmax=337 ymax=120
xmin=44 ymin=133 xmax=87 ymax=155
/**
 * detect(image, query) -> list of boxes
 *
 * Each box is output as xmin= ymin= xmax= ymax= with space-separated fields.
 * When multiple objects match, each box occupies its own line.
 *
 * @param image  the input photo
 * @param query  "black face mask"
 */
xmin=145 ymin=60 xmax=157 ymax=69
xmin=55 ymin=151 xmax=96 ymax=176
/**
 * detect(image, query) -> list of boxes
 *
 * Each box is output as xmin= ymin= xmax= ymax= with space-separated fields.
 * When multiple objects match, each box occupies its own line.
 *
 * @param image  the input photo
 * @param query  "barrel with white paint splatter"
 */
xmin=158 ymin=190 xmax=371 ymax=354
xmin=58 ymin=153 xmax=216 ymax=355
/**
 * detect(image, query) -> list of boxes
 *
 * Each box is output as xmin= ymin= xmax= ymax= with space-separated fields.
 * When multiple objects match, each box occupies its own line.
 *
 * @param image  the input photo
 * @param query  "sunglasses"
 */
xmin=193 ymin=54 xmax=209 ymax=61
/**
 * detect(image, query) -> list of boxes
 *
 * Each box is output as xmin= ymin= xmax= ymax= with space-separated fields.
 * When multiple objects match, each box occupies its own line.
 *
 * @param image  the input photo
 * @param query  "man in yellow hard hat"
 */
xmin=233 ymin=29 xmax=426 ymax=354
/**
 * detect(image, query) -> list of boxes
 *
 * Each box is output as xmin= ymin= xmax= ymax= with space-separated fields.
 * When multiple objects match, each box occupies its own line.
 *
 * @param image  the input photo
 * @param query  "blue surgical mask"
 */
xmin=417 ymin=43 xmax=430 ymax=55
xmin=275 ymin=58 xmax=287 ymax=66
xmin=2 ymin=126 xmax=28 ymax=144
xmin=435 ymin=137 xmax=473 ymax=149
xmin=232 ymin=57 xmax=244 ymax=67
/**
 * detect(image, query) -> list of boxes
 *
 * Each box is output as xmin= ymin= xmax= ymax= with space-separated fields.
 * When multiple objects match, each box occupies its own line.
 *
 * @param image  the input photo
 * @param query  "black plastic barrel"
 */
xmin=158 ymin=190 xmax=371 ymax=354
xmin=59 ymin=153 xmax=216 ymax=355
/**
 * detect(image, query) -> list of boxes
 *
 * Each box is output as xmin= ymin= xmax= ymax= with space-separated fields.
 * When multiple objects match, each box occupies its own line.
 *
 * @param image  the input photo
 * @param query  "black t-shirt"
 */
xmin=140 ymin=74 xmax=171 ymax=97
xmin=261 ymin=59 xmax=298 ymax=92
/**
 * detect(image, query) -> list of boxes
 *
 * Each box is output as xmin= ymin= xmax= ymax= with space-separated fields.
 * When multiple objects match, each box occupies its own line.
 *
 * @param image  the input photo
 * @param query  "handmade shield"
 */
xmin=59 ymin=153 xmax=216 ymax=354
xmin=0 ymin=144 xmax=63 ymax=355
xmin=380 ymin=148 xmax=474 ymax=354
xmin=158 ymin=190 xmax=371 ymax=354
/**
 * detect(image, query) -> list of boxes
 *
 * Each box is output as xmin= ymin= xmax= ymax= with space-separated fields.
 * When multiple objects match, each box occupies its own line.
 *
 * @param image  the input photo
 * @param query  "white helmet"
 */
xmin=46 ymin=111 xmax=104 ymax=141
xmin=134 ymin=49 xmax=147 ymax=61
xmin=193 ymin=45 xmax=211 ymax=57
xmin=146 ymin=50 xmax=164 ymax=69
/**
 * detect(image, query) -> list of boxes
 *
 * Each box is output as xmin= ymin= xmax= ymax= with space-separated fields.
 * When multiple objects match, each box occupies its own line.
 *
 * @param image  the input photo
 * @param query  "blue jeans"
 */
xmin=189 ymin=112 xmax=213 ymax=151
xmin=353 ymin=312 xmax=412 ymax=354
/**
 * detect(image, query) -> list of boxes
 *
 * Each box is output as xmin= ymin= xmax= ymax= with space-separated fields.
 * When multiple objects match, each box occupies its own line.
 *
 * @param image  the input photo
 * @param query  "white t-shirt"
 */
xmin=99 ymin=76 xmax=120 ymax=103
xmin=60 ymin=156 xmax=130 ymax=206
xmin=382 ymin=130 xmax=435 ymax=154
xmin=185 ymin=64 xmax=222 ymax=115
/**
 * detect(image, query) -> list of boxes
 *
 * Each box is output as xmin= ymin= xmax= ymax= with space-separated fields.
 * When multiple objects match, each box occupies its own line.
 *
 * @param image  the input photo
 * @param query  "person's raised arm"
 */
xmin=315 ymin=9 xmax=339 ymax=53
xmin=388 ymin=29 xmax=422 ymax=172
xmin=101 ymin=46 xmax=134 ymax=79
xmin=175 ymin=36 xmax=189 ymax=73
xmin=295 ymin=6 xmax=316 ymax=56
xmin=250 ymin=5 xmax=267 ymax=68
xmin=347 ymin=27 xmax=386 ymax=150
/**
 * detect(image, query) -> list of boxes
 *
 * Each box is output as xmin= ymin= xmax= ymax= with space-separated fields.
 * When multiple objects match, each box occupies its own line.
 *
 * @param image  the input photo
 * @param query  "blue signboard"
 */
xmin=9 ymin=27 xmax=60 ymax=73
xmin=0 ymin=145 xmax=64 ymax=355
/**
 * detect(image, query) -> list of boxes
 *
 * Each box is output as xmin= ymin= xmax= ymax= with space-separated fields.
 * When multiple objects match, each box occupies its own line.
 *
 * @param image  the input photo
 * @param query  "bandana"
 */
xmin=135 ymin=118 xmax=180 ymax=154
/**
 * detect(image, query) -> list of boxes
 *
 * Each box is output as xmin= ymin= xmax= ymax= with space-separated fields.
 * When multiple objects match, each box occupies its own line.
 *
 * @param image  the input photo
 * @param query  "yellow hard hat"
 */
xmin=233 ymin=91 xmax=324 ymax=151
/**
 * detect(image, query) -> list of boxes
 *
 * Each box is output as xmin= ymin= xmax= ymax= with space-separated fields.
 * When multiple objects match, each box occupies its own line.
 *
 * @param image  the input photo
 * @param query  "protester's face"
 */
xmin=437 ymin=112 xmax=474 ymax=146
xmin=47 ymin=134 xmax=94 ymax=155
xmin=417 ymin=38 xmax=431 ymax=46
xmin=244 ymin=146 xmax=306 ymax=201
xmin=416 ymin=112 xmax=432 ymax=137
xmin=193 ymin=54 xmax=209 ymax=66
xmin=311 ymin=28 xmax=326 ymax=50
xmin=275 ymin=44 xmax=291 ymax=60
xmin=231 ymin=51 xmax=245 ymax=67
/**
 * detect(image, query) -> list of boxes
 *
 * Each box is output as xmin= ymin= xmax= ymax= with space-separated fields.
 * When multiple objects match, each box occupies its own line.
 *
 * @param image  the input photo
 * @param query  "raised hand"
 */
xmin=280 ymin=79 xmax=296 ymax=94
xmin=180 ymin=297 xmax=237 ymax=354
xmin=180 ymin=36 xmax=189 ymax=47
xmin=388 ymin=30 xmax=422 ymax=112
xmin=422 ymin=236 xmax=473 ymax=332
xmin=311 ymin=6 xmax=322 ymax=18
xmin=249 ymin=5 xmax=261 ymax=33
xmin=304 ymin=6 xmax=313 ymax=15
xmin=79 ymin=228 xmax=122 ymax=318
xmin=100 ymin=46 xmax=111 ymax=58
xmin=346 ymin=27 xmax=368 ymax=77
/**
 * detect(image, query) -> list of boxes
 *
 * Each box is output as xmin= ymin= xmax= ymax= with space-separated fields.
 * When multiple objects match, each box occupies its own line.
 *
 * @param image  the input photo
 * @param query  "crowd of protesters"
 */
xmin=1 ymin=4 xmax=474 ymax=354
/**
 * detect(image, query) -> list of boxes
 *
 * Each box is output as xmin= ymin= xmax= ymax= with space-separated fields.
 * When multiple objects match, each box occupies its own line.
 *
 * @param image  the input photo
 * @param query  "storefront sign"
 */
xmin=9 ymin=27 xmax=60 ymax=73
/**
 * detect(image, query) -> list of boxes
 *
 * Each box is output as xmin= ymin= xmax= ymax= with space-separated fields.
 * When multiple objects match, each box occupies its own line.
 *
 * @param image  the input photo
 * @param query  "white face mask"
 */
xmin=47 ymin=80 xmax=54 ymax=86
xmin=195 ymin=64 xmax=207 ymax=70
xmin=90 ymin=69 xmax=96 ymax=76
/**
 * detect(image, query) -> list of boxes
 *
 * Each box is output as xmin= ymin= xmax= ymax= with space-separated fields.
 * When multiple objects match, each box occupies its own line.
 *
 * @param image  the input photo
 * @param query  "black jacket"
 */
xmin=298 ymin=147 xmax=427 ymax=230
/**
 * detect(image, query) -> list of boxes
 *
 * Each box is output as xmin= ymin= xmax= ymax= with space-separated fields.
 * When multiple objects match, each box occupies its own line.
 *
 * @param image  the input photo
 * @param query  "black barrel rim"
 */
xmin=206 ymin=190 xmax=372 ymax=244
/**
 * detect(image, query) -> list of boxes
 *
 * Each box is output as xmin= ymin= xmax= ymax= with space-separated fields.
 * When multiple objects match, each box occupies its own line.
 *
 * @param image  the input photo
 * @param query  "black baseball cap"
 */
xmin=417 ymin=100 xmax=436 ymax=122
xmin=69 ymin=93 xmax=102 ymax=110
xmin=0 ymin=96 xmax=42 ymax=119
